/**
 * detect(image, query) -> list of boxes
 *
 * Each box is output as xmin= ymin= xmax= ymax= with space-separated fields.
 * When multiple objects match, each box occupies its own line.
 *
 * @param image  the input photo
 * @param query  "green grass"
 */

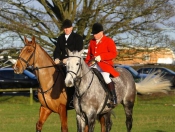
xmin=0 ymin=92 xmax=175 ymax=132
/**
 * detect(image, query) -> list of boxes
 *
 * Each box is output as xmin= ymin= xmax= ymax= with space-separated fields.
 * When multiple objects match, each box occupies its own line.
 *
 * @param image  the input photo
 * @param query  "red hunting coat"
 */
xmin=85 ymin=35 xmax=119 ymax=77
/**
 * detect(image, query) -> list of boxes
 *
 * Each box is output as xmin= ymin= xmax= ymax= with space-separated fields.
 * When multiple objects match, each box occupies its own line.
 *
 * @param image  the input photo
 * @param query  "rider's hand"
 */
xmin=95 ymin=55 xmax=101 ymax=62
xmin=63 ymin=58 xmax=67 ymax=64
xmin=54 ymin=58 xmax=60 ymax=64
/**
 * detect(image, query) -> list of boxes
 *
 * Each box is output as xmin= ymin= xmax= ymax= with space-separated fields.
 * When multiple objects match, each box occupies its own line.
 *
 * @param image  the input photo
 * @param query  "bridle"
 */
xmin=66 ymin=56 xmax=94 ymax=94
xmin=66 ymin=56 xmax=96 ymax=80
xmin=18 ymin=44 xmax=36 ymax=70
xmin=17 ymin=43 xmax=58 ymax=70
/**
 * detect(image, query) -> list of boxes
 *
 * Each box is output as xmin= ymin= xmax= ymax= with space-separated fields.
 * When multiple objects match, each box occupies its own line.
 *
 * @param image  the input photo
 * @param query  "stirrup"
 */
xmin=111 ymin=97 xmax=117 ymax=105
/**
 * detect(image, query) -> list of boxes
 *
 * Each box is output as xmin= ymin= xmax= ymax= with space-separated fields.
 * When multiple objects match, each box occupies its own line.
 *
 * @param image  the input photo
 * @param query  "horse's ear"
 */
xmin=80 ymin=49 xmax=84 ymax=55
xmin=24 ymin=36 xmax=28 ymax=45
xmin=32 ymin=36 xmax=36 ymax=43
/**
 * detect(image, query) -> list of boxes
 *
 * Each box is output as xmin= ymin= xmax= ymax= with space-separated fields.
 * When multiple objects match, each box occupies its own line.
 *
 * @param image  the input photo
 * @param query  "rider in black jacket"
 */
xmin=53 ymin=19 xmax=84 ymax=64
xmin=53 ymin=19 xmax=84 ymax=109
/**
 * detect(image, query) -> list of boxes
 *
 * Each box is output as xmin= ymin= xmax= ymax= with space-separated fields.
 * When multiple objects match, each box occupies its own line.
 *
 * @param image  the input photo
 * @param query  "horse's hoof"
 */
xmin=36 ymin=130 xmax=41 ymax=132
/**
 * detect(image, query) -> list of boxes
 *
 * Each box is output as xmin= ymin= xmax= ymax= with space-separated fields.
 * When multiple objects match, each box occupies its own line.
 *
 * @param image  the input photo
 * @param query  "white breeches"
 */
xmin=91 ymin=64 xmax=111 ymax=84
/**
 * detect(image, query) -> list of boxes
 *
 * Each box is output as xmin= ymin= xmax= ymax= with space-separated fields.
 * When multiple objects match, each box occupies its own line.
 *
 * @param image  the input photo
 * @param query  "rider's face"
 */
xmin=93 ymin=31 xmax=103 ymax=40
xmin=64 ymin=27 xmax=73 ymax=35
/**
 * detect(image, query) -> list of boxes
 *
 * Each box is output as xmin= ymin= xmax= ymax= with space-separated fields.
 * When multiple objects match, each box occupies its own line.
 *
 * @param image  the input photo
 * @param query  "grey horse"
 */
xmin=65 ymin=50 xmax=136 ymax=132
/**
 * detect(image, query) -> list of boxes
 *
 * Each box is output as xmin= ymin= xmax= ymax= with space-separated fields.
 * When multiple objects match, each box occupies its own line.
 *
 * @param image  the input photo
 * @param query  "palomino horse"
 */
xmin=13 ymin=36 xmax=74 ymax=132
xmin=65 ymin=50 xmax=171 ymax=132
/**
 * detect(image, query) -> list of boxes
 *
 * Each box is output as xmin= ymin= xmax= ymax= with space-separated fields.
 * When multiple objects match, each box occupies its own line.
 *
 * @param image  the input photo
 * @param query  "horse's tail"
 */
xmin=135 ymin=72 xmax=171 ymax=94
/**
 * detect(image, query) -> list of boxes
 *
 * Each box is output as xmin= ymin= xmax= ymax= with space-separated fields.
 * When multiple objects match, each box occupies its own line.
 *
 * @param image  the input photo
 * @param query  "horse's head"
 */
xmin=65 ymin=49 xmax=84 ymax=87
xmin=13 ymin=36 xmax=37 ymax=74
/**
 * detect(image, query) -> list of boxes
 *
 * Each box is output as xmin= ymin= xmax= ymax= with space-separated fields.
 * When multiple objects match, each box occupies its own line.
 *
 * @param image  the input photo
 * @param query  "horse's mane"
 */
xmin=37 ymin=43 xmax=55 ymax=65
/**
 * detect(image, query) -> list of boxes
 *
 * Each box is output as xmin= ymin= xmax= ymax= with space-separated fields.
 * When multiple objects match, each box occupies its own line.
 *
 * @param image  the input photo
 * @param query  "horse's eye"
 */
xmin=27 ymin=49 xmax=32 ymax=52
xmin=76 ymin=63 xmax=79 ymax=66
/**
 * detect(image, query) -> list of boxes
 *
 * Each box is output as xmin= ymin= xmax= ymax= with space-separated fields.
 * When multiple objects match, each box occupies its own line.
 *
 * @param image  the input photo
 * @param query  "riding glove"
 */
xmin=95 ymin=55 xmax=101 ymax=62
xmin=55 ymin=58 xmax=60 ymax=64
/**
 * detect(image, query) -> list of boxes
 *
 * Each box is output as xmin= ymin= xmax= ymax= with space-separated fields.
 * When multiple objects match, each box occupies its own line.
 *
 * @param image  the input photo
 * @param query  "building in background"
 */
xmin=115 ymin=47 xmax=175 ymax=65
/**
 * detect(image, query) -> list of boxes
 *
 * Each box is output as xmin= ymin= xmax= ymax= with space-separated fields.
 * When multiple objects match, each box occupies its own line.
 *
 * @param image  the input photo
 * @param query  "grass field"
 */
xmin=0 ymin=91 xmax=175 ymax=132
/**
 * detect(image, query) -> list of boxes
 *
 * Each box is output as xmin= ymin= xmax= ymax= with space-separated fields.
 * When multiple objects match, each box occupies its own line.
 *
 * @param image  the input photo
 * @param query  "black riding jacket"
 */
xmin=53 ymin=32 xmax=84 ymax=60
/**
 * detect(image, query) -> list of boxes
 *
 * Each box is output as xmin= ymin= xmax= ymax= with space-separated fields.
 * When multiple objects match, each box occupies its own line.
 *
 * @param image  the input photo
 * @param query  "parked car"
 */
xmin=137 ymin=67 xmax=175 ymax=87
xmin=114 ymin=64 xmax=148 ymax=83
xmin=0 ymin=68 xmax=39 ymax=90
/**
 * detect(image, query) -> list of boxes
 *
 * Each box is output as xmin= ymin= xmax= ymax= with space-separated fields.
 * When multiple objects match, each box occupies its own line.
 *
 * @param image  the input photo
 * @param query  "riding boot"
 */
xmin=107 ymin=82 xmax=117 ymax=106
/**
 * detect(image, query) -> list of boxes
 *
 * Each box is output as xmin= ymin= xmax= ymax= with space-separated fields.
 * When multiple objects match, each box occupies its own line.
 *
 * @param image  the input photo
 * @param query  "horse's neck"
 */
xmin=34 ymin=46 xmax=56 ymax=89
xmin=76 ymin=61 xmax=95 ymax=93
xmin=34 ymin=47 xmax=53 ymax=68
xmin=76 ymin=61 xmax=106 ymax=104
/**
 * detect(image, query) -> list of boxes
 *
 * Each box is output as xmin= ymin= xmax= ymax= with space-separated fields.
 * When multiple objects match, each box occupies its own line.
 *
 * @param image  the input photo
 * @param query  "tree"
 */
xmin=0 ymin=0 xmax=175 ymax=58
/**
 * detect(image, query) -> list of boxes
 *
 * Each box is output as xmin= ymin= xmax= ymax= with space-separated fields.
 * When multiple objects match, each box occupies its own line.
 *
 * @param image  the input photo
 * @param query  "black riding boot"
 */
xmin=107 ymin=82 xmax=117 ymax=106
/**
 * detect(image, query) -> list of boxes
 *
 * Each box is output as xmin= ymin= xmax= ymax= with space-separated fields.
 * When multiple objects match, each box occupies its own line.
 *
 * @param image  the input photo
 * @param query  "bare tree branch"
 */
xmin=0 ymin=0 xmax=174 ymax=58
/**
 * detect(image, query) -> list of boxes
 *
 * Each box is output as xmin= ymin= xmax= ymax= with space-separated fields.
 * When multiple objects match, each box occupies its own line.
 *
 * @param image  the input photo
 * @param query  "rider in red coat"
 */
xmin=85 ymin=23 xmax=119 ymax=106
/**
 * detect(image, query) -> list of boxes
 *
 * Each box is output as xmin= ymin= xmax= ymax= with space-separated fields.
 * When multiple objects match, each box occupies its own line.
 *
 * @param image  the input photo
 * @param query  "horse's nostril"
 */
xmin=13 ymin=65 xmax=19 ymax=71
xmin=68 ymin=81 xmax=72 ymax=85
xmin=65 ymin=80 xmax=73 ymax=87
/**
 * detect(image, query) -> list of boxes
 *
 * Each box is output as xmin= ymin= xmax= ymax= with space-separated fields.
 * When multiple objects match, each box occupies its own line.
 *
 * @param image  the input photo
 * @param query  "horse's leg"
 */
xmin=78 ymin=114 xmax=95 ymax=132
xmin=99 ymin=114 xmax=106 ymax=132
xmin=76 ymin=114 xmax=86 ymax=132
xmin=36 ymin=105 xmax=52 ymax=132
xmin=99 ymin=112 xmax=112 ymax=132
xmin=58 ymin=104 xmax=68 ymax=132
xmin=86 ymin=113 xmax=96 ymax=132
xmin=122 ymin=101 xmax=134 ymax=132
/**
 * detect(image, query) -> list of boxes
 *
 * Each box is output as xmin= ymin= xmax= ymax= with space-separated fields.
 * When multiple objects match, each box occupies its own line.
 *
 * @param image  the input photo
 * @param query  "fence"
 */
xmin=0 ymin=88 xmax=37 ymax=105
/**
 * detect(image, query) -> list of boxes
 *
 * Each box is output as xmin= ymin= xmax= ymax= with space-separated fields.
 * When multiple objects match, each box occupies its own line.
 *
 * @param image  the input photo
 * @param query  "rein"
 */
xmin=18 ymin=44 xmax=36 ymax=71
xmin=33 ymin=63 xmax=65 ymax=71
